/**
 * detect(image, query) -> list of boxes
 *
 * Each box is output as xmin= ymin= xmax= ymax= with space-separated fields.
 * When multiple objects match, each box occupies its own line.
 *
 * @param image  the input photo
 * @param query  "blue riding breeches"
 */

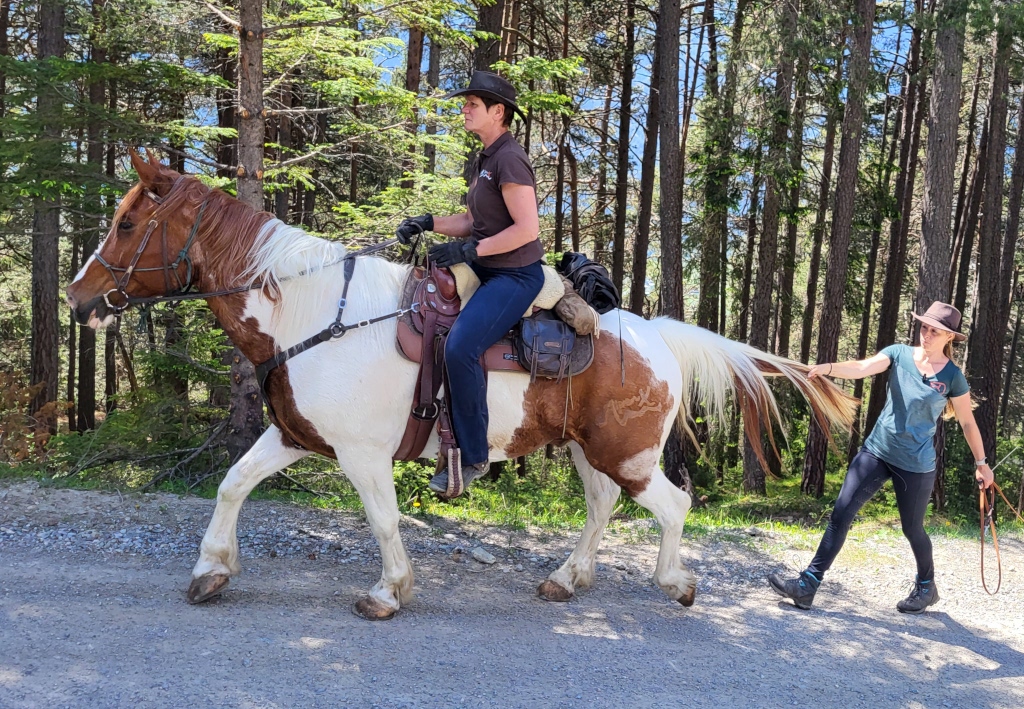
xmin=444 ymin=260 xmax=545 ymax=466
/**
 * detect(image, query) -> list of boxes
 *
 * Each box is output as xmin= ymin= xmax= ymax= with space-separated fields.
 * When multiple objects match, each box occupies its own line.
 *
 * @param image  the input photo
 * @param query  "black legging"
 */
xmin=807 ymin=449 xmax=936 ymax=582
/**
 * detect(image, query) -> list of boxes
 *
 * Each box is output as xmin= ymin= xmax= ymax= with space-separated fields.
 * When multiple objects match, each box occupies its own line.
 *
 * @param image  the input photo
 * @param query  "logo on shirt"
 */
xmin=929 ymin=381 xmax=947 ymax=395
xmin=479 ymin=169 xmax=493 ymax=181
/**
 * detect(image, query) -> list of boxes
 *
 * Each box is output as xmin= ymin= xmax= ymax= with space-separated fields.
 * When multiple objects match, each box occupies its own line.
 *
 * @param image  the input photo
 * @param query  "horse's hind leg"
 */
xmin=188 ymin=427 xmax=309 ymax=603
xmin=631 ymin=466 xmax=696 ymax=606
xmin=539 ymin=442 xmax=621 ymax=602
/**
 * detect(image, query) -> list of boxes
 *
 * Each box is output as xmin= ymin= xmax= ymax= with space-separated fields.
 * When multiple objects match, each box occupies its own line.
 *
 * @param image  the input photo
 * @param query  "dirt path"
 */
xmin=1 ymin=481 xmax=1023 ymax=708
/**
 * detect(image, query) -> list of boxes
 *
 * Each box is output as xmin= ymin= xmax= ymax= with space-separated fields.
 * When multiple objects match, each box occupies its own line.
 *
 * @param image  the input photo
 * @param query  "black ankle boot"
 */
xmin=768 ymin=570 xmax=821 ymax=610
xmin=429 ymin=462 xmax=489 ymax=498
xmin=896 ymin=576 xmax=939 ymax=614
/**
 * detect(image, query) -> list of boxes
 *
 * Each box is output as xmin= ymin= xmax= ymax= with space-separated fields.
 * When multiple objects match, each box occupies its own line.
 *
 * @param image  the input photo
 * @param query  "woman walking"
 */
xmin=769 ymin=302 xmax=994 ymax=613
xmin=395 ymin=71 xmax=545 ymax=498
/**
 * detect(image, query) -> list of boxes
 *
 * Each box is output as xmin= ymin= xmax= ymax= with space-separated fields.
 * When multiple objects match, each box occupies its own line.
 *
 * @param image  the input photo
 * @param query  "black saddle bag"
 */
xmin=515 ymin=310 xmax=594 ymax=382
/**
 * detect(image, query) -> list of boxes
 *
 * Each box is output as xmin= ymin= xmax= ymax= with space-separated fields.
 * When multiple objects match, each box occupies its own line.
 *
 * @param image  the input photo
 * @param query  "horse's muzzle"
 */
xmin=67 ymin=294 xmax=114 ymax=329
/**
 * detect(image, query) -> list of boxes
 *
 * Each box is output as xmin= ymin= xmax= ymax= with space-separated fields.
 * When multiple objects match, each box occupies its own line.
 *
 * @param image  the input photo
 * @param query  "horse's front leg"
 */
xmin=188 ymin=426 xmax=309 ymax=603
xmin=336 ymin=447 xmax=413 ymax=620
xmin=539 ymin=442 xmax=621 ymax=602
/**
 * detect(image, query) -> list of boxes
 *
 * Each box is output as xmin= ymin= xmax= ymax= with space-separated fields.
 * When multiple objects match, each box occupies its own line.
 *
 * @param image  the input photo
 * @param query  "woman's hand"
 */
xmin=396 ymin=214 xmax=433 ymax=244
xmin=976 ymin=463 xmax=994 ymax=490
xmin=429 ymin=239 xmax=478 ymax=267
xmin=807 ymin=363 xmax=832 ymax=380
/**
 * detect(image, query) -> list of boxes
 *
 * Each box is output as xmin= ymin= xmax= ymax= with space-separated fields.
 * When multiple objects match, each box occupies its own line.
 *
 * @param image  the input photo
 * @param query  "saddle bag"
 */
xmin=516 ymin=310 xmax=593 ymax=382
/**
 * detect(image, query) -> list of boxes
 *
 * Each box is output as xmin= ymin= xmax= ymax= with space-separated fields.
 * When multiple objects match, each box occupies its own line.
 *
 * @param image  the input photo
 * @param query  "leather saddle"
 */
xmin=393 ymin=264 xmax=594 ymax=461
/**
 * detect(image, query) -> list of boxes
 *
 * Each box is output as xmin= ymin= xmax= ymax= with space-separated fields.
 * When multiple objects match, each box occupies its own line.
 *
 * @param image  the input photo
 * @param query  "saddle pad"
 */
xmin=449 ymin=262 xmax=564 ymax=318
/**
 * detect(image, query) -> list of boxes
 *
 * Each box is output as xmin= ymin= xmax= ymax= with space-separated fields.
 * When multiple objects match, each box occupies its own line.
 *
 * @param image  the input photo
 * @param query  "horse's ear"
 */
xmin=130 ymin=149 xmax=161 ymax=187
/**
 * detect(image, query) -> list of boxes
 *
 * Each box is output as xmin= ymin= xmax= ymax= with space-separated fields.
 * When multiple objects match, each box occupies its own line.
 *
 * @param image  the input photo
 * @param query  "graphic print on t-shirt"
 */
xmin=929 ymin=380 xmax=947 ymax=395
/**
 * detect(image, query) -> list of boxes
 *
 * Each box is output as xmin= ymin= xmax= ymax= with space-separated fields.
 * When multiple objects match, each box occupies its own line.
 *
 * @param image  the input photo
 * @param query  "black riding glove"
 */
xmin=429 ymin=239 xmax=479 ymax=268
xmin=396 ymin=214 xmax=434 ymax=244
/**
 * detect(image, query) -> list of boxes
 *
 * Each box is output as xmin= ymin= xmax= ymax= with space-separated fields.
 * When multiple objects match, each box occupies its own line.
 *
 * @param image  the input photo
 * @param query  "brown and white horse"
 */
xmin=66 ymin=152 xmax=857 ymax=619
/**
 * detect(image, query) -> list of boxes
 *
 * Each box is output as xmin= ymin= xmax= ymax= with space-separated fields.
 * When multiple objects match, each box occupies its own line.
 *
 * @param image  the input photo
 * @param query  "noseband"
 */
xmin=93 ymin=176 xmax=210 ymax=315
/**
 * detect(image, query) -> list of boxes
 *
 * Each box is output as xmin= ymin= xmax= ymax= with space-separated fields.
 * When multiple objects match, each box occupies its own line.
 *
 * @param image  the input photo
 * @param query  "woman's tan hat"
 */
xmin=912 ymin=301 xmax=967 ymax=342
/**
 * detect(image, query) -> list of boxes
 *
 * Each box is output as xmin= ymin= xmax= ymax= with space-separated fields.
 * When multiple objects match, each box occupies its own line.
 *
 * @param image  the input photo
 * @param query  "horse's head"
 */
xmin=67 ymin=150 xmax=210 ymax=329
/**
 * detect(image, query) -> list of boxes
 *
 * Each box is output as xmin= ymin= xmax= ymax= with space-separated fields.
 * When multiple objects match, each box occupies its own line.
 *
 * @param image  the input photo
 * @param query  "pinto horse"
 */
xmin=66 ymin=152 xmax=857 ymax=619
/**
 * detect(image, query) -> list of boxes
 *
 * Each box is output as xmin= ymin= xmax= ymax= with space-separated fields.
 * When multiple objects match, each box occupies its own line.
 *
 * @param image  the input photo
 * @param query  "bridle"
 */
xmin=91 ymin=176 xmax=217 ymax=313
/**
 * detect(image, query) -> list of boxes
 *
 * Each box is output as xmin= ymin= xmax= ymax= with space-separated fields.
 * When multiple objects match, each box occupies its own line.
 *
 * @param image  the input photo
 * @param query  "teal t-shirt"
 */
xmin=862 ymin=344 xmax=969 ymax=473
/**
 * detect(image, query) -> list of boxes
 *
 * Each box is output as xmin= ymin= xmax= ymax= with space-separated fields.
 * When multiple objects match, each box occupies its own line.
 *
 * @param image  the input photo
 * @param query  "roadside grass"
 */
xmin=3 ymin=443 xmax=1016 ymax=543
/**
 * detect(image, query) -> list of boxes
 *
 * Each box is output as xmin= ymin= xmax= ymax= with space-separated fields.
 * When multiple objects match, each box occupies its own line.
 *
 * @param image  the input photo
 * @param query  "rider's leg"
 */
xmin=431 ymin=261 xmax=545 ymax=495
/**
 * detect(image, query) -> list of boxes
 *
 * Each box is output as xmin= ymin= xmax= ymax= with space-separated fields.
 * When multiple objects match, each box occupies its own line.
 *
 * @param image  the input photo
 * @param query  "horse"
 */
xmin=66 ymin=151 xmax=857 ymax=620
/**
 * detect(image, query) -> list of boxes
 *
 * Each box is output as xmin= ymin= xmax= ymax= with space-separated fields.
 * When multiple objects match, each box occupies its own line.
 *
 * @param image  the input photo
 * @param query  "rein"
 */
xmin=253 ymin=243 xmax=417 ymax=437
xmin=979 ymin=480 xmax=1024 ymax=595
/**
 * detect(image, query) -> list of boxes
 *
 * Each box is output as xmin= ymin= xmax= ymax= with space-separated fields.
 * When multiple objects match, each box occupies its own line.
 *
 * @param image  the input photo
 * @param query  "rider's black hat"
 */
xmin=444 ymin=71 xmax=527 ymax=123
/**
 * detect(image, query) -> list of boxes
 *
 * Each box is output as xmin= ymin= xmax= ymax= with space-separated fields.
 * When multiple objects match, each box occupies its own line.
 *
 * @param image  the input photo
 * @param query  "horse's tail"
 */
xmin=650 ymin=317 xmax=858 ymax=472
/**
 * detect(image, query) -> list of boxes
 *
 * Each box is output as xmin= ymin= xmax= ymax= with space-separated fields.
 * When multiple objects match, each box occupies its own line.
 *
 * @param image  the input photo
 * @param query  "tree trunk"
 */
xmin=1001 ymin=296 xmax=1023 ymax=436
xmin=777 ymin=48 xmax=808 ymax=359
xmin=30 ymin=0 xmax=65 ymax=430
xmin=228 ymin=0 xmax=267 ymax=462
xmin=0 ymin=0 xmax=10 ymax=141
xmin=698 ymin=0 xmax=749 ymax=333
xmin=736 ymin=148 xmax=762 ymax=344
xmin=567 ymin=145 xmax=580 ymax=252
xmin=657 ymin=0 xmax=692 ymax=493
xmin=917 ymin=0 xmax=966 ymax=314
xmin=967 ymin=16 xmax=1013 ymax=464
xmin=474 ymin=0 xmax=506 ymax=70
xmin=847 ymin=20 xmax=907 ymax=459
xmin=612 ymin=0 xmax=634 ymax=295
xmin=953 ymin=118 xmax=988 ymax=314
xmin=500 ymin=0 xmax=520 ymax=62
xmin=865 ymin=15 xmax=927 ymax=438
xmin=801 ymin=0 xmax=875 ymax=497
xmin=425 ymin=35 xmax=441 ymax=174
xmin=554 ymin=115 xmax=567 ymax=254
xmin=629 ymin=47 xmax=660 ymax=316
xmin=799 ymin=94 xmax=839 ymax=364
xmin=401 ymin=26 xmax=424 ymax=188
xmin=949 ymin=57 xmax=983 ymax=282
xmin=658 ymin=0 xmax=682 ymax=320
xmin=997 ymin=93 xmax=1024 ymax=330
xmin=743 ymin=0 xmax=795 ymax=494
xmin=77 ymin=0 xmax=106 ymax=431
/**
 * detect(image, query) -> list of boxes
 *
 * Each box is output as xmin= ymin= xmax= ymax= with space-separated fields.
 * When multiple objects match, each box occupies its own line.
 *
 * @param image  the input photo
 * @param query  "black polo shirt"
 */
xmin=467 ymin=131 xmax=545 ymax=268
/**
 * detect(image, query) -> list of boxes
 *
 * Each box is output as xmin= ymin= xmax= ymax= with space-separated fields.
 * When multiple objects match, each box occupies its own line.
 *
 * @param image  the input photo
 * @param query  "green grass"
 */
xmin=5 ymin=445 xmax=1018 ymax=542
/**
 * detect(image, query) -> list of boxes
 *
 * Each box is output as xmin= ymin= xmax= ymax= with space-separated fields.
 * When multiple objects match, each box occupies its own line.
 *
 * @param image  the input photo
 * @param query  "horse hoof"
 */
xmin=353 ymin=596 xmax=397 ymax=621
xmin=187 ymin=574 xmax=230 ymax=604
xmin=677 ymin=587 xmax=696 ymax=607
xmin=538 ymin=580 xmax=573 ymax=602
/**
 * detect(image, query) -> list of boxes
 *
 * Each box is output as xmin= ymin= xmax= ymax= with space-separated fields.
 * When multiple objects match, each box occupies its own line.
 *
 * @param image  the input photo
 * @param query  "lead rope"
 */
xmin=979 ymin=446 xmax=1024 ymax=595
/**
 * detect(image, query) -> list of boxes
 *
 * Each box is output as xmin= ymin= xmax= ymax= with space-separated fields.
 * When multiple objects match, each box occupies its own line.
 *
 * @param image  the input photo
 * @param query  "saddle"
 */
xmin=393 ymin=263 xmax=594 ymax=462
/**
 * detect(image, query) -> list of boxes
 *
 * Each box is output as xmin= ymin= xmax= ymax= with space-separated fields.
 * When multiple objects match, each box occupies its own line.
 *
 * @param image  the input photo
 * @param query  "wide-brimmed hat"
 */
xmin=912 ymin=301 xmax=967 ymax=342
xmin=443 ymin=71 xmax=527 ymax=123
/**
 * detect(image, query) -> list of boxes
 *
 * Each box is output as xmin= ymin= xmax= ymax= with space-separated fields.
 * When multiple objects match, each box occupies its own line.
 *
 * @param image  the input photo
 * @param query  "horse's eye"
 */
xmin=119 ymin=221 xmax=134 ymax=231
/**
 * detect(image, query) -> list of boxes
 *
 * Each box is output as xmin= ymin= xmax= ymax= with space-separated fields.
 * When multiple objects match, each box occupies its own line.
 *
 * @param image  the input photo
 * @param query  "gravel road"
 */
xmin=1 ymin=480 xmax=1023 ymax=708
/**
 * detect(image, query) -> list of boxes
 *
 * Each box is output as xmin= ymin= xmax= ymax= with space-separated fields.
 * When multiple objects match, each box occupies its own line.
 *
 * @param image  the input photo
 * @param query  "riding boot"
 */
xmin=429 ymin=462 xmax=490 ymax=499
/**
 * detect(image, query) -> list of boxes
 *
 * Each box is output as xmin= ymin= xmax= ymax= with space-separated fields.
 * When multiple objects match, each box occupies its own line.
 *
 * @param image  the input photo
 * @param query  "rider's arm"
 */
xmin=807 ymin=351 xmax=892 ymax=381
xmin=474 ymin=183 xmax=540 ymax=258
xmin=432 ymin=210 xmax=474 ymax=238
xmin=951 ymin=393 xmax=994 ymax=488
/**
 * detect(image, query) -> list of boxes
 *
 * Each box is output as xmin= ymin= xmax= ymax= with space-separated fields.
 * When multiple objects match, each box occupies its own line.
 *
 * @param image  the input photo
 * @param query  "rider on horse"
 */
xmin=396 ymin=71 xmax=545 ymax=498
